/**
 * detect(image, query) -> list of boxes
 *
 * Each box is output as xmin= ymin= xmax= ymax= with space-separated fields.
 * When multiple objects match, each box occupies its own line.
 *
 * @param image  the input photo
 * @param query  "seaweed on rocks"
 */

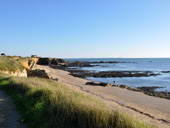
xmin=69 ymin=70 xmax=160 ymax=78
xmin=137 ymin=86 xmax=170 ymax=99
xmin=85 ymin=81 xmax=170 ymax=100
xmin=90 ymin=61 xmax=137 ymax=64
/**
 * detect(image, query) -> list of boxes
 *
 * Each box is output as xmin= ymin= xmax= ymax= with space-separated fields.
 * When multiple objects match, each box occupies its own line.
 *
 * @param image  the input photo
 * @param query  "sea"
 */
xmin=65 ymin=58 xmax=170 ymax=92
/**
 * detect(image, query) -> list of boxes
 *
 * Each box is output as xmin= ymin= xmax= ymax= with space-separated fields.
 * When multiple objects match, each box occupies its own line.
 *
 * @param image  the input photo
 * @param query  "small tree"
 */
xmin=1 ymin=53 xmax=6 ymax=56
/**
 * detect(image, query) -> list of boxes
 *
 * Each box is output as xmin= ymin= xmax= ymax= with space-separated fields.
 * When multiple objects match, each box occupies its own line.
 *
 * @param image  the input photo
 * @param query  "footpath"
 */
xmin=0 ymin=90 xmax=26 ymax=128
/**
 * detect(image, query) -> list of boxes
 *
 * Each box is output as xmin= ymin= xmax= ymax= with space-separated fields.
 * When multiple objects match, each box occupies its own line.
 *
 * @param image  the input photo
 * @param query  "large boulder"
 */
xmin=37 ymin=57 xmax=66 ymax=66
xmin=27 ymin=69 xmax=50 ymax=79
xmin=51 ymin=58 xmax=59 ymax=65
xmin=58 ymin=59 xmax=66 ymax=63
xmin=37 ymin=58 xmax=52 ymax=65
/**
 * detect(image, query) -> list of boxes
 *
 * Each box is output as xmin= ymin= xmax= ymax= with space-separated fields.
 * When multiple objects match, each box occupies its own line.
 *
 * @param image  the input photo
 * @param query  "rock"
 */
xmin=37 ymin=58 xmax=66 ymax=66
xmin=51 ymin=58 xmax=59 ymax=65
xmin=67 ymin=61 xmax=95 ymax=67
xmin=20 ymin=58 xmax=37 ymax=70
xmin=86 ymin=82 xmax=100 ymax=86
xmin=86 ymin=82 xmax=109 ymax=87
xmin=119 ymin=85 xmax=127 ymax=88
xmin=90 ymin=61 xmax=137 ymax=64
xmin=161 ymin=71 xmax=170 ymax=73
xmin=58 ymin=59 xmax=66 ymax=63
xmin=27 ymin=69 xmax=50 ymax=79
xmin=69 ymin=70 xmax=160 ymax=78
xmin=137 ymin=86 xmax=170 ymax=99
xmin=37 ymin=58 xmax=52 ymax=65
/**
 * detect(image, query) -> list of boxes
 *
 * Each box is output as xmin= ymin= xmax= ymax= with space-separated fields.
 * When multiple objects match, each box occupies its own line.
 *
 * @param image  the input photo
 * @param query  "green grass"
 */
xmin=0 ymin=73 xmax=155 ymax=128
xmin=0 ymin=56 xmax=25 ymax=72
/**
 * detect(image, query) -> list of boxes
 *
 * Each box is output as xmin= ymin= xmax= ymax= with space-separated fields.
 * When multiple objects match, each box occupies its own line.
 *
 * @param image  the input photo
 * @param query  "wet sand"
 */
xmin=36 ymin=65 xmax=170 ymax=128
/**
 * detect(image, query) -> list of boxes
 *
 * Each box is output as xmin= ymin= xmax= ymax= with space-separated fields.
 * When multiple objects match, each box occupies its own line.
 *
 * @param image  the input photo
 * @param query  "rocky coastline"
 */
xmin=90 ymin=61 xmax=137 ymax=64
xmin=85 ymin=81 xmax=170 ymax=100
xmin=68 ymin=70 xmax=160 ymax=78
xmin=37 ymin=58 xmax=170 ymax=100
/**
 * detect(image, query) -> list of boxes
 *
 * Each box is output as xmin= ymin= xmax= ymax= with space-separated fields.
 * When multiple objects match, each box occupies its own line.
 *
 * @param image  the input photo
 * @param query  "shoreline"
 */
xmin=35 ymin=65 xmax=170 ymax=128
xmin=85 ymin=80 xmax=170 ymax=100
xmin=51 ymin=65 xmax=170 ymax=100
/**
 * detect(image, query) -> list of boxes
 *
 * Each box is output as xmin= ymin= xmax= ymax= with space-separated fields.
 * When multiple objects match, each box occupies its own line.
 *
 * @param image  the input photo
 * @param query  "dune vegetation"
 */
xmin=0 ymin=56 xmax=25 ymax=72
xmin=0 ymin=73 xmax=155 ymax=128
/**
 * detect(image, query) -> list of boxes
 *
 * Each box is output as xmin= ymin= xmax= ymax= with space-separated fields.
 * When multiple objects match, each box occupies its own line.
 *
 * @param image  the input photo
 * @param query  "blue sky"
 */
xmin=0 ymin=0 xmax=170 ymax=58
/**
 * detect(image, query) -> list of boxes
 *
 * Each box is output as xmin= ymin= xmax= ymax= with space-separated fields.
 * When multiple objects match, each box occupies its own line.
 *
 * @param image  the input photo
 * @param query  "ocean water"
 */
xmin=65 ymin=58 xmax=170 ymax=91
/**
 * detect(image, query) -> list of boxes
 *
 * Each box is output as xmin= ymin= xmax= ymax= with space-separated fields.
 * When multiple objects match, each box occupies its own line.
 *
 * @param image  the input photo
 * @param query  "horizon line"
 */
xmin=63 ymin=57 xmax=170 ymax=59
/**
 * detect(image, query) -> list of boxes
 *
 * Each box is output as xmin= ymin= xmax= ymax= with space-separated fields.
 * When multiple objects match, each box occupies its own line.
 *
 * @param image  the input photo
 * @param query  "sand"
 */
xmin=36 ymin=65 xmax=170 ymax=128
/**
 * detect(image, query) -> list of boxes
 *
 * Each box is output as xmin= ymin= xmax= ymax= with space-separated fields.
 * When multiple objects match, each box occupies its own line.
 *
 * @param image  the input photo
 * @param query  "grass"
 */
xmin=105 ymin=83 xmax=113 ymax=87
xmin=0 ymin=56 xmax=25 ymax=72
xmin=0 ymin=73 xmax=155 ymax=128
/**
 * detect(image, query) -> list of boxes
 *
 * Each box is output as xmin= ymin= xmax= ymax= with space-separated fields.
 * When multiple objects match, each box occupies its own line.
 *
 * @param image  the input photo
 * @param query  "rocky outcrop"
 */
xmin=0 ymin=56 xmax=51 ymax=79
xmin=69 ymin=70 xmax=160 ymax=78
xmin=137 ymin=86 xmax=170 ymax=99
xmin=67 ymin=61 xmax=94 ymax=67
xmin=58 ymin=59 xmax=66 ymax=63
xmin=37 ymin=58 xmax=52 ymax=65
xmin=86 ymin=82 xmax=108 ymax=86
xmin=91 ymin=61 xmax=137 ymax=64
xmin=20 ymin=58 xmax=39 ymax=70
xmin=37 ymin=57 xmax=66 ymax=66
xmin=22 ymin=58 xmax=51 ymax=79
xmin=27 ymin=69 xmax=50 ymax=79
xmin=51 ymin=58 xmax=59 ymax=65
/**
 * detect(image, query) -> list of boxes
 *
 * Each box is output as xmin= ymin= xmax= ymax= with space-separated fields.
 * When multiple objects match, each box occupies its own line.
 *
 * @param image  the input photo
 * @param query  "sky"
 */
xmin=0 ymin=0 xmax=170 ymax=58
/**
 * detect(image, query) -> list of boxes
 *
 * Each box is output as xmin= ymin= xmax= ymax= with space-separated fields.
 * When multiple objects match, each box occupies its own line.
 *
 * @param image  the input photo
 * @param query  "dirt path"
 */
xmin=36 ymin=65 xmax=170 ymax=128
xmin=0 ymin=90 xmax=26 ymax=128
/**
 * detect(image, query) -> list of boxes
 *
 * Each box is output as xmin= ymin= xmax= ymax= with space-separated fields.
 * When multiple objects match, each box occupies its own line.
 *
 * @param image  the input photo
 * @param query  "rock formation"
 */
xmin=37 ymin=58 xmax=52 ymax=65
xmin=37 ymin=57 xmax=66 ymax=65
xmin=51 ymin=58 xmax=59 ymax=65
xmin=58 ymin=59 xmax=66 ymax=63
xmin=27 ymin=69 xmax=50 ymax=79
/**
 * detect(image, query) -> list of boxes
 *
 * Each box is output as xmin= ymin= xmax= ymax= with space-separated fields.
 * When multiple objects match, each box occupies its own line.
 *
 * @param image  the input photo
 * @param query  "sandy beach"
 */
xmin=36 ymin=65 xmax=170 ymax=128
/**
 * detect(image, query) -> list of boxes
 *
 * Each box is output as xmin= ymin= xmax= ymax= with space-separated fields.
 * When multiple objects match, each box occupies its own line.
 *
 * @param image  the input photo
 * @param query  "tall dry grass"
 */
xmin=0 ymin=57 xmax=25 ymax=72
xmin=0 ymin=75 xmax=155 ymax=128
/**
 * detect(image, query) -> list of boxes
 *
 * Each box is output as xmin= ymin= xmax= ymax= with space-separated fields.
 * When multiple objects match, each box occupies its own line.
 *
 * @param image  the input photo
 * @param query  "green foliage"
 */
xmin=1 ymin=53 xmax=6 ymax=56
xmin=0 ymin=74 xmax=155 ymax=128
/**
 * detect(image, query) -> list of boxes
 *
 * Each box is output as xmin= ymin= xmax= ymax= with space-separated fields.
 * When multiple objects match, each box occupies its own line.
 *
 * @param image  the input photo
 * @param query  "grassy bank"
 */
xmin=0 ymin=56 xmax=25 ymax=72
xmin=0 ymin=73 xmax=155 ymax=128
